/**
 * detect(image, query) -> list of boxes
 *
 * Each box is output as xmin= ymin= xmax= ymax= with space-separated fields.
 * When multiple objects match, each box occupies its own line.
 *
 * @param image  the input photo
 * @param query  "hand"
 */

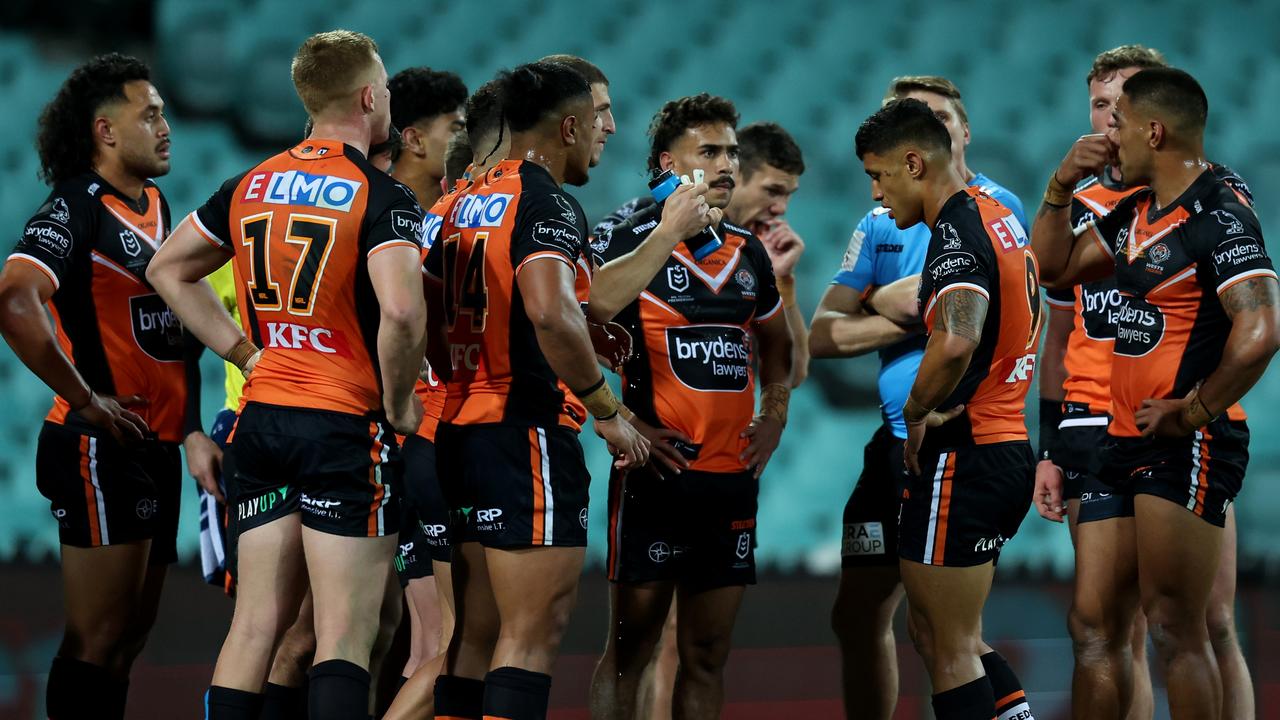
xmin=385 ymin=393 xmax=425 ymax=435
xmin=78 ymin=393 xmax=150 ymax=444
xmin=595 ymin=414 xmax=650 ymax=470
xmin=629 ymin=416 xmax=691 ymax=475
xmin=1136 ymin=396 xmax=1196 ymax=437
xmin=903 ymin=404 xmax=966 ymax=476
xmin=1056 ymin=133 xmax=1114 ymax=187
xmin=588 ymin=319 xmax=633 ymax=372
xmin=657 ymin=183 xmax=723 ymax=242
xmin=184 ymin=431 xmax=225 ymax=503
xmin=1034 ymin=459 xmax=1066 ymax=523
xmin=759 ymin=219 xmax=805 ymax=278
xmin=740 ymin=415 xmax=783 ymax=479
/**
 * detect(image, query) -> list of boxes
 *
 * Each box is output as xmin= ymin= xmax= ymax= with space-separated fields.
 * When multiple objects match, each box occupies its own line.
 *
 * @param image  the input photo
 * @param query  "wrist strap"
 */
xmin=1044 ymin=173 xmax=1073 ymax=208
xmin=224 ymin=338 xmax=261 ymax=373
xmin=1182 ymin=389 xmax=1217 ymax=429
xmin=578 ymin=378 xmax=622 ymax=420
xmin=903 ymin=395 xmax=932 ymax=424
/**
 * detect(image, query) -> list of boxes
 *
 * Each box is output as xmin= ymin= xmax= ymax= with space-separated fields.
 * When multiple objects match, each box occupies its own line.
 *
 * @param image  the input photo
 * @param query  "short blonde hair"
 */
xmin=883 ymin=75 xmax=967 ymax=125
xmin=291 ymin=30 xmax=380 ymax=116
xmin=1087 ymin=45 xmax=1168 ymax=86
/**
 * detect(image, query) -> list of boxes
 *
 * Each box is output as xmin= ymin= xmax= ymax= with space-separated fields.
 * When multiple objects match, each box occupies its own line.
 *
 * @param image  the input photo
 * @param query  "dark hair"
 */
xmin=1088 ymin=44 xmax=1168 ymax=86
xmin=884 ymin=75 xmax=968 ymax=126
xmin=494 ymin=61 xmax=591 ymax=133
xmin=854 ymin=98 xmax=952 ymax=160
xmin=539 ymin=54 xmax=608 ymax=86
xmin=369 ymin=124 xmax=402 ymax=160
xmin=646 ymin=93 xmax=739 ymax=173
xmin=465 ymin=79 xmax=505 ymax=163
xmin=738 ymin=122 xmax=805 ymax=179
xmin=1122 ymin=67 xmax=1208 ymax=136
xmin=389 ymin=67 xmax=468 ymax=131
xmin=444 ymin=130 xmax=472 ymax=186
xmin=37 ymin=53 xmax=151 ymax=185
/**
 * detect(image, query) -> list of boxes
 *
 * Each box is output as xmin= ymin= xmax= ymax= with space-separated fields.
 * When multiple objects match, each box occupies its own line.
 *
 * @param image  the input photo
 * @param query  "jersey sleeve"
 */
xmin=1082 ymin=191 xmax=1140 ymax=259
xmin=9 ymin=190 xmax=94 ymax=291
xmin=1194 ymin=203 xmax=1276 ymax=296
xmin=1211 ymin=163 xmax=1255 ymax=208
xmin=190 ymin=173 xmax=244 ymax=252
xmin=422 ymin=235 xmax=444 ymax=280
xmin=745 ymin=235 xmax=783 ymax=323
xmin=511 ymin=189 xmax=587 ymax=277
xmin=920 ymin=217 xmax=995 ymax=326
xmin=363 ymin=180 xmax=426 ymax=258
xmin=590 ymin=206 xmax=652 ymax=268
xmin=831 ymin=211 xmax=879 ymax=292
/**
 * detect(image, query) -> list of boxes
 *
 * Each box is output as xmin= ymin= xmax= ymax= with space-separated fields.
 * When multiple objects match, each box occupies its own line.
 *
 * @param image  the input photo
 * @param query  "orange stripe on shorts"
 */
xmin=1195 ymin=430 xmax=1212 ymax=516
xmin=367 ymin=422 xmax=386 ymax=537
xmin=79 ymin=435 xmax=101 ymax=546
xmin=932 ymin=454 xmax=956 ymax=565
xmin=530 ymin=428 xmax=546 ymax=545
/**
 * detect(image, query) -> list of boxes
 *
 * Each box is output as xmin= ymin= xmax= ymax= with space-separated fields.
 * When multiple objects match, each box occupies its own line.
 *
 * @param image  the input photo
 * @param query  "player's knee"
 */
xmin=63 ymin=617 xmax=131 ymax=663
xmin=905 ymin=609 xmax=935 ymax=664
xmin=1144 ymin=597 xmax=1208 ymax=658
xmin=1205 ymin=603 xmax=1240 ymax=653
xmin=676 ymin=631 xmax=732 ymax=681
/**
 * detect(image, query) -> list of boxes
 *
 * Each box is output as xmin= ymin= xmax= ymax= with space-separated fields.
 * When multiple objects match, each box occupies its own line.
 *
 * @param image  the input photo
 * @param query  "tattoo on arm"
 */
xmin=1221 ymin=277 xmax=1279 ymax=317
xmin=759 ymin=382 xmax=791 ymax=425
xmin=938 ymin=289 xmax=988 ymax=345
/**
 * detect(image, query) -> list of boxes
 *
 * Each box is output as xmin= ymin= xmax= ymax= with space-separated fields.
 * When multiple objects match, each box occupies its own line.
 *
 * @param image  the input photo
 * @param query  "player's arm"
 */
xmin=759 ymin=219 xmax=809 ymax=387
xmin=587 ymin=183 xmax=717 ymax=323
xmin=902 ymin=288 xmax=985 ymax=475
xmin=809 ymin=283 xmax=915 ymax=358
xmin=147 ymin=220 xmax=256 ymax=372
xmin=1034 ymin=297 xmax=1073 ymax=522
xmin=741 ymin=309 xmax=792 ymax=478
xmin=1033 ymin=135 xmax=1115 ymax=287
xmin=517 ymin=258 xmax=648 ymax=468
xmin=367 ymin=244 xmax=428 ymax=433
xmin=864 ymin=274 xmax=923 ymax=326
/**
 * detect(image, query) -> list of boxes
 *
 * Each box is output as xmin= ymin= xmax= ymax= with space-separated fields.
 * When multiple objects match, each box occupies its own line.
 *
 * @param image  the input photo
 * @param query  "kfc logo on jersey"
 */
xmin=667 ymin=265 xmax=690 ymax=292
xmin=265 ymin=322 xmax=343 ymax=355
xmin=451 ymin=192 xmax=513 ymax=228
xmin=939 ymin=222 xmax=963 ymax=250
xmin=1003 ymin=354 xmax=1036 ymax=383
xmin=988 ymin=214 xmax=1029 ymax=251
xmin=243 ymin=171 xmax=363 ymax=213
xmin=1211 ymin=209 xmax=1244 ymax=235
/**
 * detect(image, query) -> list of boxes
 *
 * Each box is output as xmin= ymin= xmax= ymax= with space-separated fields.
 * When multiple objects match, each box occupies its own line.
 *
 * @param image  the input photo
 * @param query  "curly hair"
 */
xmin=37 ymin=53 xmax=151 ymax=186
xmin=389 ymin=67 xmax=468 ymax=131
xmin=646 ymin=93 xmax=739 ymax=173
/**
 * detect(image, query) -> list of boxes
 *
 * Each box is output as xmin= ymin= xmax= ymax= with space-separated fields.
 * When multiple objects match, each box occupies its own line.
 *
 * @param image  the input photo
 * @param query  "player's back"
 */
xmin=432 ymin=159 xmax=589 ymax=429
xmin=192 ymin=139 xmax=424 ymax=416
xmin=919 ymin=187 xmax=1040 ymax=444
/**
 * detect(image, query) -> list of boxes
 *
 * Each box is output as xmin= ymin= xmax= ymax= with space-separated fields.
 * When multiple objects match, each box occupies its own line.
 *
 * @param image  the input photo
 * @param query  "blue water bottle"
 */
xmin=648 ymin=169 xmax=722 ymax=261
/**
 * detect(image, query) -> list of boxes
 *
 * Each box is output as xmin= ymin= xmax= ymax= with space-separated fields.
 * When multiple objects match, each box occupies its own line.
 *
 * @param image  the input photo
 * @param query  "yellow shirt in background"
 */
xmin=208 ymin=262 xmax=245 ymax=411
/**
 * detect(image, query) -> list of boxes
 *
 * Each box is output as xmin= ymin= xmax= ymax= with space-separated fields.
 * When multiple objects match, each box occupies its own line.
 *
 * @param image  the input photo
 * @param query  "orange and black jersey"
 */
xmin=917 ymin=186 xmax=1041 ymax=445
xmin=413 ymin=181 xmax=469 ymax=443
xmin=592 ymin=204 xmax=782 ymax=473
xmin=1046 ymin=165 xmax=1254 ymax=413
xmin=423 ymin=159 xmax=591 ymax=430
xmin=191 ymin=139 xmax=425 ymax=417
xmin=1085 ymin=169 xmax=1274 ymax=438
xmin=8 ymin=173 xmax=189 ymax=442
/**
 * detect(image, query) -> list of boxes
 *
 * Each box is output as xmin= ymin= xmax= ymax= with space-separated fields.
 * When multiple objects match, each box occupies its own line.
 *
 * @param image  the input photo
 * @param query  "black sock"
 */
xmin=206 ymin=685 xmax=265 ymax=720
xmin=107 ymin=676 xmax=130 ymax=719
xmin=309 ymin=659 xmax=370 ymax=720
xmin=47 ymin=657 xmax=113 ymax=720
xmin=434 ymin=674 xmax=486 ymax=720
xmin=931 ymin=676 xmax=996 ymax=720
xmin=261 ymin=681 xmax=308 ymax=720
xmin=982 ymin=651 xmax=1035 ymax=719
xmin=482 ymin=666 xmax=552 ymax=720
xmin=397 ymin=675 xmax=409 ymax=694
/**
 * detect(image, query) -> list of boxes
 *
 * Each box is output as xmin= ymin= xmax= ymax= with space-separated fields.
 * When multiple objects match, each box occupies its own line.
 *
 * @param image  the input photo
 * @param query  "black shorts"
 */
xmin=35 ymin=422 xmax=181 ymax=565
xmin=1099 ymin=418 xmax=1249 ymax=528
xmin=396 ymin=434 xmax=451 ymax=585
xmin=1056 ymin=403 xmax=1131 ymax=524
xmin=436 ymin=423 xmax=590 ymax=549
xmin=899 ymin=441 xmax=1034 ymax=567
xmin=606 ymin=466 xmax=758 ymax=591
xmin=223 ymin=402 xmax=402 ymax=539
xmin=841 ymin=425 xmax=906 ymax=568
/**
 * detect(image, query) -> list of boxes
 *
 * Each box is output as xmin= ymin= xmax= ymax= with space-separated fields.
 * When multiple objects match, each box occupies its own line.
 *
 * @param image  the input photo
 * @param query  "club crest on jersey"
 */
xmin=120 ymin=229 xmax=143 ymax=257
xmin=50 ymin=197 xmax=70 ymax=223
xmin=243 ymin=171 xmax=362 ymax=212
xmin=939 ymin=222 xmax=963 ymax=250
xmin=452 ymin=192 xmax=513 ymax=228
xmin=734 ymin=268 xmax=756 ymax=293
xmin=1211 ymin=209 xmax=1244 ymax=235
xmin=1148 ymin=243 xmax=1171 ymax=265
xmin=667 ymin=265 xmax=690 ymax=292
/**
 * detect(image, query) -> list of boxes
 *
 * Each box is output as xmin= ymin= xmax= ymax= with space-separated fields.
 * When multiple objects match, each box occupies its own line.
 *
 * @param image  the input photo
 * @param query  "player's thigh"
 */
xmin=231 ymin=513 xmax=308 ymax=630
xmin=485 ymin=545 xmax=586 ymax=634
xmin=899 ymin=559 xmax=994 ymax=645
xmin=60 ymin=542 xmax=151 ymax=645
xmin=1207 ymin=504 xmax=1239 ymax=620
xmin=303 ymin=527 xmax=398 ymax=627
xmin=608 ymin=580 xmax=676 ymax=658
xmin=674 ymin=584 xmax=745 ymax=664
xmin=1134 ymin=494 xmax=1223 ymax=617
xmin=833 ymin=565 xmax=903 ymax=636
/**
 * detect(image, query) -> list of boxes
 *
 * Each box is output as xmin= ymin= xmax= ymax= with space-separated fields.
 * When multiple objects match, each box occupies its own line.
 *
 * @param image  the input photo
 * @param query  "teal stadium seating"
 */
xmin=2 ymin=0 xmax=1278 ymax=574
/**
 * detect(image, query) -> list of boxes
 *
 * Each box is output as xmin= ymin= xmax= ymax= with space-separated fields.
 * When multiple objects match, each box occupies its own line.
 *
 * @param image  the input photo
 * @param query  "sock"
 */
xmin=931 ymin=676 xmax=996 ymax=720
xmin=397 ymin=675 xmax=409 ymax=694
xmin=47 ymin=657 xmax=113 ymax=720
xmin=482 ymin=666 xmax=552 ymax=720
xmin=982 ymin=651 xmax=1035 ymax=719
xmin=434 ymin=674 xmax=486 ymax=720
xmin=309 ymin=659 xmax=370 ymax=720
xmin=261 ymin=681 xmax=308 ymax=720
xmin=205 ymin=686 xmax=265 ymax=720
xmin=106 ymin=676 xmax=130 ymax=719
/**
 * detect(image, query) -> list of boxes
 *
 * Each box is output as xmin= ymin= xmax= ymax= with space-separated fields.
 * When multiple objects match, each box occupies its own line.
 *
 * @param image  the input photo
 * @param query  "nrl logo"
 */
xmin=667 ymin=265 xmax=690 ymax=292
